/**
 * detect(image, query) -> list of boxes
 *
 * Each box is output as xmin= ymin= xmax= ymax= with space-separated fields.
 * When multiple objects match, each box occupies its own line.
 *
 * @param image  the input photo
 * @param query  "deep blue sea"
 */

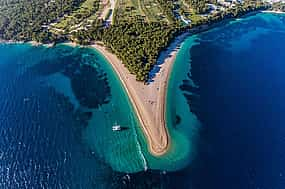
xmin=166 ymin=13 xmax=285 ymax=189
xmin=0 ymin=13 xmax=285 ymax=189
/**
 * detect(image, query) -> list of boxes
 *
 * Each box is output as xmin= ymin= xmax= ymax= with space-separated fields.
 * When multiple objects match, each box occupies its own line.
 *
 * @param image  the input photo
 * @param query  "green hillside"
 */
xmin=0 ymin=0 xmax=269 ymax=81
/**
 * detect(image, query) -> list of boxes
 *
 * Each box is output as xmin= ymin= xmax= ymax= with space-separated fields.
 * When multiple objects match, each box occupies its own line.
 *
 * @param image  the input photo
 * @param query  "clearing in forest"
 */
xmin=50 ymin=0 xmax=101 ymax=34
xmin=113 ymin=0 xmax=170 ymax=24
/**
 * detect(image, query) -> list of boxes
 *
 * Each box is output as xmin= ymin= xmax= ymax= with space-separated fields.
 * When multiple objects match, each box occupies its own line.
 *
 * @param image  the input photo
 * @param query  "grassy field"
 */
xmin=49 ymin=0 xmax=204 ymax=33
xmin=175 ymin=0 xmax=206 ymax=24
xmin=113 ymin=0 xmax=145 ymax=23
xmin=140 ymin=0 xmax=169 ymax=23
xmin=113 ymin=0 xmax=171 ymax=24
xmin=50 ymin=0 xmax=101 ymax=34
xmin=50 ymin=0 xmax=174 ymax=33
xmin=113 ymin=0 xmax=203 ymax=25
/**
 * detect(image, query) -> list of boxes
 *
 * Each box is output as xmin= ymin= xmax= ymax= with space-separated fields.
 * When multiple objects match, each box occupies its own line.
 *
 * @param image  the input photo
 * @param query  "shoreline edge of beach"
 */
xmin=89 ymin=33 xmax=189 ymax=156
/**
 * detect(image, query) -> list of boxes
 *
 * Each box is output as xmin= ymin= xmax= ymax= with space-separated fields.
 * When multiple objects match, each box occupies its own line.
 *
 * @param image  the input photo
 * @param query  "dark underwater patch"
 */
xmin=25 ymin=47 xmax=112 ymax=110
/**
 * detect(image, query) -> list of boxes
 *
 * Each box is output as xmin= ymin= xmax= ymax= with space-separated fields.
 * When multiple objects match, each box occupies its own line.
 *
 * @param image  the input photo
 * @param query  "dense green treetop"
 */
xmin=0 ymin=0 xmax=84 ymax=42
xmin=0 ymin=0 xmax=270 ymax=81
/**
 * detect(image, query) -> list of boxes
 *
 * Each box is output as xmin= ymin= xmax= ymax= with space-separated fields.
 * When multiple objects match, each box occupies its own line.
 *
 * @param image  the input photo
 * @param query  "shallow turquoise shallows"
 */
xmin=132 ymin=36 xmax=202 ymax=171
xmin=7 ymin=14 xmax=280 ymax=174
xmin=0 ymin=41 xmax=200 ymax=175
xmin=48 ymin=45 xmax=148 ymax=173
xmin=89 ymin=44 xmax=204 ymax=172
xmin=81 ymin=47 xmax=148 ymax=173
xmin=1 ymin=12 xmax=285 ymax=188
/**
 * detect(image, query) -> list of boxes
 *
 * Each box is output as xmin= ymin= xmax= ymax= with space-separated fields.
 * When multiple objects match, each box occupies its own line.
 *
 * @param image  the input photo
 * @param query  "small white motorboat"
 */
xmin=112 ymin=123 xmax=121 ymax=131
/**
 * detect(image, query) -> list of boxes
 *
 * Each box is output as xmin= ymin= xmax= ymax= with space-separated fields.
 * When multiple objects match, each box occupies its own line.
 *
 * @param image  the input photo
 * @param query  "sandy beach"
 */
xmin=91 ymin=33 xmax=189 ymax=156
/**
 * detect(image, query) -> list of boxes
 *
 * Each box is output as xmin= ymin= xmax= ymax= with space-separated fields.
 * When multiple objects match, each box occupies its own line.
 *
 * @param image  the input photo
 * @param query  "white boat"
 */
xmin=112 ymin=123 xmax=121 ymax=131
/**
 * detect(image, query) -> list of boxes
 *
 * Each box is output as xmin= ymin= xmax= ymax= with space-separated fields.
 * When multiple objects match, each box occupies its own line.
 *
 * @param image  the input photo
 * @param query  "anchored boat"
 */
xmin=112 ymin=122 xmax=121 ymax=131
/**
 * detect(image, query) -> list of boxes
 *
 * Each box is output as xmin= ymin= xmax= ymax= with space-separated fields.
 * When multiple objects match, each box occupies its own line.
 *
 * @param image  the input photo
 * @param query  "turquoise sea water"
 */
xmin=1 ymin=12 xmax=285 ymax=188
xmin=0 ymin=43 xmax=150 ymax=188
xmin=0 ymin=41 xmax=198 ymax=188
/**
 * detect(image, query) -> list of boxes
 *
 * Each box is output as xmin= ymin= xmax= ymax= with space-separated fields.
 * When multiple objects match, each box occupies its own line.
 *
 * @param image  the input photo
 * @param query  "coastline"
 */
xmin=0 ymin=39 xmax=55 ymax=48
xmin=95 ymin=9 xmax=265 ymax=156
xmin=92 ymin=43 xmax=169 ymax=156
xmin=0 ymin=10 xmax=271 ymax=157
xmin=0 ymin=38 xmax=179 ymax=156
xmin=262 ymin=10 xmax=285 ymax=14
xmin=186 ymin=10 xmax=262 ymax=36
xmin=89 ymin=33 xmax=189 ymax=156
